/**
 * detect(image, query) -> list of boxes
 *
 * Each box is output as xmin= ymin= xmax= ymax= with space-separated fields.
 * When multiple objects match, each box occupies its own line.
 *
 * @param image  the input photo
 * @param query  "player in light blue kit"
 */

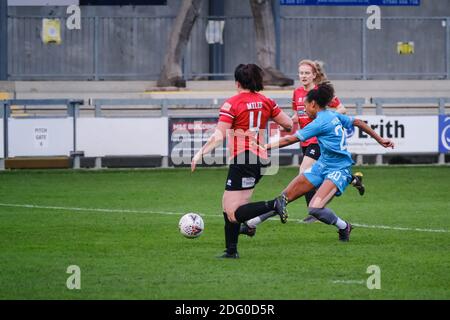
xmin=232 ymin=82 xmax=394 ymax=241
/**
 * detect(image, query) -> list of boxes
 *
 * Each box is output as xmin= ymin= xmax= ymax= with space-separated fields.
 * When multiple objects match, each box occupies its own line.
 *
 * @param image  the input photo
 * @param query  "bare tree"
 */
xmin=157 ymin=0 xmax=203 ymax=87
xmin=158 ymin=0 xmax=293 ymax=87
xmin=249 ymin=0 xmax=293 ymax=87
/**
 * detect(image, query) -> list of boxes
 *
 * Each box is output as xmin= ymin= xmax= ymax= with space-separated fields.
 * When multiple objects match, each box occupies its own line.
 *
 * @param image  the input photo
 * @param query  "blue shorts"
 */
xmin=303 ymin=161 xmax=353 ymax=196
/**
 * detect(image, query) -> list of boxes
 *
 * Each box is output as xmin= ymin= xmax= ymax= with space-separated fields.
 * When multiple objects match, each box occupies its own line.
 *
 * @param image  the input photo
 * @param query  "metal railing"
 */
xmin=1 ymin=97 xmax=448 ymax=170
xmin=6 ymin=15 xmax=450 ymax=80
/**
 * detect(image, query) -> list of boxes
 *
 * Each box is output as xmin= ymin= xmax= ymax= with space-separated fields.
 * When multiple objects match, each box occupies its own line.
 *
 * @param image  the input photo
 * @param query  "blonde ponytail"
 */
xmin=313 ymin=60 xmax=328 ymax=84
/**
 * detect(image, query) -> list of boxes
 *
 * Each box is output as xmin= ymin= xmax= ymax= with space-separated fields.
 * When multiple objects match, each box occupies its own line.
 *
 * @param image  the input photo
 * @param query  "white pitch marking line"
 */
xmin=0 ymin=203 xmax=448 ymax=234
xmin=331 ymin=280 xmax=365 ymax=285
xmin=0 ymin=203 xmax=184 ymax=216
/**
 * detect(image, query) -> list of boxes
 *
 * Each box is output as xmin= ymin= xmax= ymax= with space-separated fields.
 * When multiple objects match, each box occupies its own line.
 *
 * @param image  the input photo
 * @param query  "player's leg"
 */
xmin=268 ymin=173 xmax=317 ymax=223
xmin=237 ymin=174 xmax=315 ymax=228
xmin=241 ymin=150 xmax=319 ymax=233
xmin=299 ymin=154 xmax=317 ymax=206
xmin=282 ymin=171 xmax=317 ymax=203
xmin=308 ymin=176 xmax=353 ymax=241
xmin=223 ymin=157 xmax=275 ymax=224
xmin=299 ymin=149 xmax=319 ymax=223
xmin=220 ymin=188 xmax=254 ymax=258
xmin=239 ymin=172 xmax=317 ymax=230
xmin=220 ymin=158 xmax=266 ymax=258
xmin=350 ymin=171 xmax=365 ymax=196
xmin=259 ymin=161 xmax=323 ymax=224
xmin=234 ymin=161 xmax=318 ymax=228
xmin=240 ymin=204 xmax=276 ymax=237
xmin=223 ymin=189 xmax=255 ymax=223
xmin=230 ymin=192 xmax=277 ymax=223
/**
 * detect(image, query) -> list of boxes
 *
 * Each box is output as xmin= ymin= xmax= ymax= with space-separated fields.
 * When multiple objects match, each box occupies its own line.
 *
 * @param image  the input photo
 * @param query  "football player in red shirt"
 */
xmin=191 ymin=64 xmax=293 ymax=258
xmin=291 ymin=60 xmax=364 ymax=223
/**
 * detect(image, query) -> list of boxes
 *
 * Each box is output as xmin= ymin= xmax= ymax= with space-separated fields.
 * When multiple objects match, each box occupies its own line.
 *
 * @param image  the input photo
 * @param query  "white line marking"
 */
xmin=347 ymin=222 xmax=449 ymax=234
xmin=0 ymin=203 xmax=184 ymax=216
xmin=282 ymin=218 xmax=449 ymax=233
xmin=331 ymin=280 xmax=365 ymax=285
xmin=0 ymin=203 xmax=448 ymax=234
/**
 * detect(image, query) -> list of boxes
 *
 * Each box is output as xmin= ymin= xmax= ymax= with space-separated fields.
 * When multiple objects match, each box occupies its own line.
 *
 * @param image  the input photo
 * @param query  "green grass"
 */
xmin=0 ymin=166 xmax=449 ymax=299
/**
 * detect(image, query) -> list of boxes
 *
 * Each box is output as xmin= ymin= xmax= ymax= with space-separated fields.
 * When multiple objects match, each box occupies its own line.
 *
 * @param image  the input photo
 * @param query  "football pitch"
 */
xmin=0 ymin=166 xmax=449 ymax=300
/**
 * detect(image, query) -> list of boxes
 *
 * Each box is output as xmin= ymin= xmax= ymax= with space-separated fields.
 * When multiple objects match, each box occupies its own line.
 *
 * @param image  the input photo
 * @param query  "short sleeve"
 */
xmin=295 ymin=119 xmax=323 ymax=141
xmin=218 ymin=101 xmax=235 ymax=124
xmin=269 ymin=98 xmax=282 ymax=118
xmin=328 ymin=96 xmax=341 ymax=109
xmin=336 ymin=113 xmax=354 ymax=129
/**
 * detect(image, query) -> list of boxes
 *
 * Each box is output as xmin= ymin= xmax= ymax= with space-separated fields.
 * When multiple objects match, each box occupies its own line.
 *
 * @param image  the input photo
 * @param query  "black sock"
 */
xmin=304 ymin=189 xmax=316 ymax=207
xmin=234 ymin=200 xmax=275 ymax=223
xmin=223 ymin=212 xmax=240 ymax=254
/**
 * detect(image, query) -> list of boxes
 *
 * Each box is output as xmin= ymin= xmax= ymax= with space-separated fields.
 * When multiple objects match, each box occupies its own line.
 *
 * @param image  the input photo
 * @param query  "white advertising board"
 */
xmin=77 ymin=117 xmax=169 ymax=157
xmin=0 ymin=120 xmax=3 ymax=158
xmin=347 ymin=116 xmax=438 ymax=154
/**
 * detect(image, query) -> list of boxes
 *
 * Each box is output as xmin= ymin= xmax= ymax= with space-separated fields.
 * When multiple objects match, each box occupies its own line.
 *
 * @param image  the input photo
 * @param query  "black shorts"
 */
xmin=301 ymin=144 xmax=321 ymax=161
xmin=225 ymin=152 xmax=266 ymax=191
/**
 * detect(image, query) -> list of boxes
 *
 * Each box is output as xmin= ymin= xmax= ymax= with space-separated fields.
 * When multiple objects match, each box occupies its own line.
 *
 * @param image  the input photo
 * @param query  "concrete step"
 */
xmin=2 ymin=80 xmax=450 ymax=104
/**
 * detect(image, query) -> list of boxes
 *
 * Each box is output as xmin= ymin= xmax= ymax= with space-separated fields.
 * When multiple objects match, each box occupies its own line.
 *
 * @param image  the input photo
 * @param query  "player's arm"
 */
xmin=191 ymin=121 xmax=231 ymax=172
xmin=334 ymin=103 xmax=347 ymax=114
xmin=264 ymin=118 xmax=322 ymax=150
xmin=329 ymin=96 xmax=346 ymax=114
xmin=273 ymin=111 xmax=293 ymax=132
xmin=278 ymin=113 xmax=297 ymax=132
xmin=281 ymin=97 xmax=298 ymax=131
xmin=353 ymin=119 xmax=394 ymax=149
xmin=264 ymin=134 xmax=300 ymax=150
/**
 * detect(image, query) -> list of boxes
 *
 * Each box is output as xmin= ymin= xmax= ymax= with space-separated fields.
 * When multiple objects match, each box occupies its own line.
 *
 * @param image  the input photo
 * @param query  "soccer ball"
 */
xmin=178 ymin=213 xmax=204 ymax=238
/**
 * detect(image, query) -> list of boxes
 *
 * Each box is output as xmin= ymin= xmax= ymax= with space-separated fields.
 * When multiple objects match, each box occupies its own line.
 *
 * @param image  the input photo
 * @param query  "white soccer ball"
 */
xmin=178 ymin=213 xmax=204 ymax=238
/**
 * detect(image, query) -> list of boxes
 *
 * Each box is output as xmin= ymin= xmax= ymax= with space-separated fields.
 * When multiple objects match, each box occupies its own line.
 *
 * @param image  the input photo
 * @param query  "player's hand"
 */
xmin=191 ymin=152 xmax=202 ymax=172
xmin=250 ymin=141 xmax=267 ymax=151
xmin=380 ymin=138 xmax=394 ymax=149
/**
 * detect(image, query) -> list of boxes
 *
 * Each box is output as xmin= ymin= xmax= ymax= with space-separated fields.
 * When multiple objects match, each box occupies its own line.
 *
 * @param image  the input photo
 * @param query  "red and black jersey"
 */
xmin=292 ymin=85 xmax=341 ymax=147
xmin=219 ymin=92 xmax=281 ymax=159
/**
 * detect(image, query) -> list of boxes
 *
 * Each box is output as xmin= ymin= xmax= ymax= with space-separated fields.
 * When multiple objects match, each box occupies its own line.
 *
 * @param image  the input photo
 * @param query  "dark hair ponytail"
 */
xmin=234 ymin=64 xmax=264 ymax=92
xmin=305 ymin=81 xmax=335 ymax=108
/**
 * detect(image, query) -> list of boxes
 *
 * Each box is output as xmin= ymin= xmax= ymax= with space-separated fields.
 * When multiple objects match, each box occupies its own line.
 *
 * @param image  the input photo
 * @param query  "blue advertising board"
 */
xmin=438 ymin=115 xmax=450 ymax=154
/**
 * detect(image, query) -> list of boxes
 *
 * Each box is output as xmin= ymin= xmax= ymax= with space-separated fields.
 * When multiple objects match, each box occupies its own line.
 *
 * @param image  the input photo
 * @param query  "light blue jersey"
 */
xmin=295 ymin=110 xmax=354 ymax=170
xmin=294 ymin=110 xmax=355 ymax=195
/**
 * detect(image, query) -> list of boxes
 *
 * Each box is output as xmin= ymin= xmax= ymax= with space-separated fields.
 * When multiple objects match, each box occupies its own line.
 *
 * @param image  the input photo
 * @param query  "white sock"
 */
xmin=246 ymin=211 xmax=275 ymax=229
xmin=335 ymin=218 xmax=348 ymax=230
